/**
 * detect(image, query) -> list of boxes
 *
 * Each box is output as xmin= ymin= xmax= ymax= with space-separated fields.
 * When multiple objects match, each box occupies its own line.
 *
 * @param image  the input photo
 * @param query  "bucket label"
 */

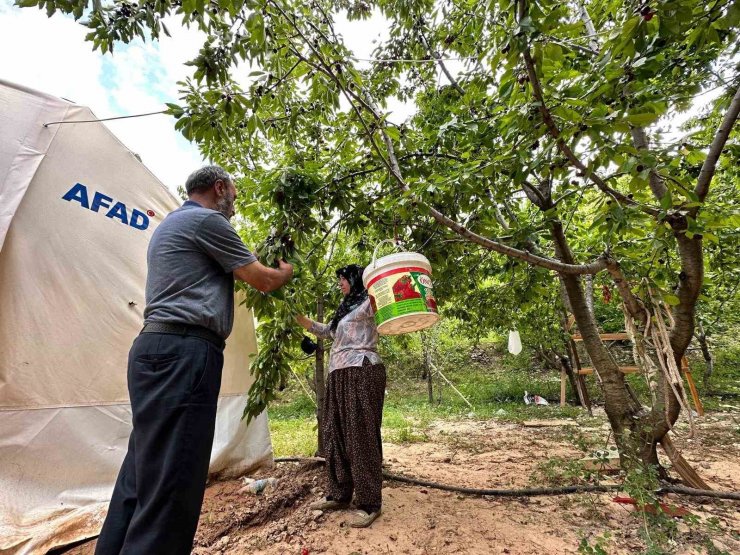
xmin=367 ymin=266 xmax=437 ymax=326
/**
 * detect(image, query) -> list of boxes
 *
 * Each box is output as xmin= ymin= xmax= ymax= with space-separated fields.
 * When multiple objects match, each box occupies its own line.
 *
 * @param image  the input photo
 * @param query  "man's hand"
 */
xmin=278 ymin=259 xmax=294 ymax=279
xmin=234 ymin=259 xmax=293 ymax=293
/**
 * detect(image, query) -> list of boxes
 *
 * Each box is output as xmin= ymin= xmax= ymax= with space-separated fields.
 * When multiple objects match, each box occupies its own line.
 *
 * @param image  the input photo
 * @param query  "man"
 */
xmin=95 ymin=165 xmax=292 ymax=554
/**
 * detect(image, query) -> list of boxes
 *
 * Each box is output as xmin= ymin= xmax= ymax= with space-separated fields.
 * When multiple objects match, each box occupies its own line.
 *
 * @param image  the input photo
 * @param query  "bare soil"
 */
xmin=64 ymin=410 xmax=739 ymax=555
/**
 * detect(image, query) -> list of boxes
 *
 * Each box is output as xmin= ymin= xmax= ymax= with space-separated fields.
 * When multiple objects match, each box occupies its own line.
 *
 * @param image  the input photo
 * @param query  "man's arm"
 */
xmin=234 ymin=259 xmax=293 ymax=293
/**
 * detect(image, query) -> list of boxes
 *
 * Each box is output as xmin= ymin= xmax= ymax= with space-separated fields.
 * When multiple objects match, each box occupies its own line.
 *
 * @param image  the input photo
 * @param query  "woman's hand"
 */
xmin=296 ymin=314 xmax=313 ymax=331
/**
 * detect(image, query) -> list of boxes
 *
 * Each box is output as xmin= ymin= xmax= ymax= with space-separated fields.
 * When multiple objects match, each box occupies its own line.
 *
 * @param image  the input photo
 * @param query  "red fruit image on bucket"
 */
xmin=392 ymin=275 xmax=422 ymax=301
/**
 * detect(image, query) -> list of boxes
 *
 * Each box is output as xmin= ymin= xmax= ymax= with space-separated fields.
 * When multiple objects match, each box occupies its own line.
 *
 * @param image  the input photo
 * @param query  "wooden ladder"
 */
xmin=565 ymin=332 xmax=704 ymax=416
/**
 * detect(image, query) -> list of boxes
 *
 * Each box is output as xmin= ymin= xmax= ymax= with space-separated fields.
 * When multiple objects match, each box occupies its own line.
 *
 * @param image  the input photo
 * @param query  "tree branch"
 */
xmin=605 ymin=258 xmax=646 ymax=324
xmin=277 ymin=0 xmax=609 ymax=276
xmin=572 ymin=1 xmax=600 ymax=53
xmin=401 ymin=151 xmax=465 ymax=162
xmin=694 ymin=80 xmax=740 ymax=206
xmin=493 ymin=205 xmax=510 ymax=229
xmin=332 ymin=166 xmax=381 ymax=184
xmin=522 ymin=180 xmax=549 ymax=208
xmin=517 ymin=0 xmax=659 ymax=217
xmin=375 ymin=121 xmax=608 ymax=274
xmin=306 ymin=217 xmax=343 ymax=260
xmin=331 ymin=151 xmax=464 ymax=184
xmin=418 ymin=29 xmax=466 ymax=95
xmin=631 ymin=126 xmax=668 ymax=199
xmin=265 ymin=59 xmax=302 ymax=94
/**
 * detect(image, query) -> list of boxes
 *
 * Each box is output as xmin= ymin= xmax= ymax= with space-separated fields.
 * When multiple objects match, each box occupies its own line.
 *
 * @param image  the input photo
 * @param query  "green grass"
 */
xmin=268 ymin=366 xmax=590 ymax=457
xmin=269 ymin=417 xmax=318 ymax=457
xmin=267 ymin=389 xmax=317 ymax=457
xmin=267 ymin=342 xmax=740 ymax=457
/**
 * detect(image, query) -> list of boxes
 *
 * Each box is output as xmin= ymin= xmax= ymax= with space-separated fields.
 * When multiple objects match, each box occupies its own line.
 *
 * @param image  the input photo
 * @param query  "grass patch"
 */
xmin=267 ymin=367 xmax=593 ymax=456
xmin=269 ymin=416 xmax=317 ymax=457
xmin=268 ymin=392 xmax=317 ymax=457
xmin=266 ymin=341 xmax=739 ymax=458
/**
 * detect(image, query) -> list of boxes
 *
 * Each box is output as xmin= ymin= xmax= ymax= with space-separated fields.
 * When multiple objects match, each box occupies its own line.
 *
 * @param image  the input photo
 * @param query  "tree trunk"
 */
xmin=422 ymin=333 xmax=434 ymax=404
xmin=584 ymin=274 xmax=595 ymax=318
xmin=314 ymin=295 xmax=326 ymax=455
xmin=641 ymin=231 xmax=702 ymax=446
xmin=550 ymin=220 xmax=647 ymax=468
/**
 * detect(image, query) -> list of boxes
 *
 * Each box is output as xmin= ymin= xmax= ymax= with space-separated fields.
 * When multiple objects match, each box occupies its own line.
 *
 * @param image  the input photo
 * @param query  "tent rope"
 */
xmin=43 ymin=110 xmax=167 ymax=127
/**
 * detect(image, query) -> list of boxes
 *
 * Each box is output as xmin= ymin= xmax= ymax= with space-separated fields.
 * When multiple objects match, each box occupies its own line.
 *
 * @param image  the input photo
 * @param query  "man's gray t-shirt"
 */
xmin=144 ymin=200 xmax=256 ymax=339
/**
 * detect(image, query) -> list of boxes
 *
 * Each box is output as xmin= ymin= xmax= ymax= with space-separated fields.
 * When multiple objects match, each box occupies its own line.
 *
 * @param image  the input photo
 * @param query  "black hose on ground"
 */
xmin=273 ymin=457 xmax=740 ymax=501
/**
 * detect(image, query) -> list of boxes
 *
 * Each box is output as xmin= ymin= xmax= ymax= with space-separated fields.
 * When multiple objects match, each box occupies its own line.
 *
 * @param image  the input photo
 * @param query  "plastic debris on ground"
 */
xmin=523 ymin=391 xmax=549 ymax=405
xmin=239 ymin=477 xmax=278 ymax=495
xmin=612 ymin=496 xmax=692 ymax=517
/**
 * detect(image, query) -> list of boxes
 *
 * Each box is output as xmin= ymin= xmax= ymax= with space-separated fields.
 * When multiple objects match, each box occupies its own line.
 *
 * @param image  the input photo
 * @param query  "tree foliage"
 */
xmin=21 ymin=0 xmax=740 ymax=453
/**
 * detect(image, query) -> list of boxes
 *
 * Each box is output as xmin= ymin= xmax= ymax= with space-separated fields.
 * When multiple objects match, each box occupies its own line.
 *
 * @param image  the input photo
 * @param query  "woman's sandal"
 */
xmin=349 ymin=509 xmax=382 ymax=528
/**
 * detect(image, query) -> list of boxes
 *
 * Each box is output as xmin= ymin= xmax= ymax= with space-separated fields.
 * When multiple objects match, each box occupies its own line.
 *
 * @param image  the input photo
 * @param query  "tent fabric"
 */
xmin=0 ymin=81 xmax=68 ymax=251
xmin=0 ymin=80 xmax=272 ymax=554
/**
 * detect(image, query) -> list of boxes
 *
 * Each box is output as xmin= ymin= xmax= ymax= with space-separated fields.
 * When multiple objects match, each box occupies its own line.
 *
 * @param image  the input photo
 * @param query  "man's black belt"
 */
xmin=140 ymin=322 xmax=225 ymax=349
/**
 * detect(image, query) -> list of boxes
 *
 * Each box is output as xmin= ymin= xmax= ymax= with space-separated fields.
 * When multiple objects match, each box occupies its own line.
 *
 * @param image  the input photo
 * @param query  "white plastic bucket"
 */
xmin=362 ymin=241 xmax=439 ymax=335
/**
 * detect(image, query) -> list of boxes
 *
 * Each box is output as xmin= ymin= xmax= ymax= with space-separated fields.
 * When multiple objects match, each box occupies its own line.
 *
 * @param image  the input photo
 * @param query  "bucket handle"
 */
xmin=371 ymin=239 xmax=402 ymax=269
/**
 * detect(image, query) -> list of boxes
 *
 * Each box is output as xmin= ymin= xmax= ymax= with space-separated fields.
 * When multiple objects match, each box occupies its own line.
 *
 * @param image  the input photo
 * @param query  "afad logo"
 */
xmin=61 ymin=183 xmax=155 ymax=231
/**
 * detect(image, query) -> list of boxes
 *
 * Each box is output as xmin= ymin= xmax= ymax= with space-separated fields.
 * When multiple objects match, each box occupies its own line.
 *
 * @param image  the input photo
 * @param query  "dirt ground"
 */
xmin=65 ymin=410 xmax=739 ymax=555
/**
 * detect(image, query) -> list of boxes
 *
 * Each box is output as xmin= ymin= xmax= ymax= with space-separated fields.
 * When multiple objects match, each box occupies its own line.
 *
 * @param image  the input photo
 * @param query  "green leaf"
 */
xmin=660 ymin=191 xmax=673 ymax=210
xmin=663 ymin=294 xmax=680 ymax=306
xmin=385 ymin=127 xmax=400 ymax=141
xmin=627 ymin=112 xmax=660 ymax=126
xmin=703 ymin=232 xmax=719 ymax=244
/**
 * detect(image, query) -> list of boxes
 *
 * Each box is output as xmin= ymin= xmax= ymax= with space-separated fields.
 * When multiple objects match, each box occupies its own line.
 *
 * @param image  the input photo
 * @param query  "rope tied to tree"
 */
xmin=622 ymin=285 xmax=696 ymax=438
xmin=647 ymin=290 xmax=696 ymax=438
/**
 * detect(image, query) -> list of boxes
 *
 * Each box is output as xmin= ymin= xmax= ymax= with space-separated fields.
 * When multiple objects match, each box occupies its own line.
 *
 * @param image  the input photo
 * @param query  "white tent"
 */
xmin=0 ymin=80 xmax=272 ymax=554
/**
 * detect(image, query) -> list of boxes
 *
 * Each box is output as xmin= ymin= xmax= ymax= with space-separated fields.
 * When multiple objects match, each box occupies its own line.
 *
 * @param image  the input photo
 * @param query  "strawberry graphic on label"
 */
xmin=393 ymin=275 xmax=421 ymax=301
xmin=369 ymin=294 xmax=378 ymax=313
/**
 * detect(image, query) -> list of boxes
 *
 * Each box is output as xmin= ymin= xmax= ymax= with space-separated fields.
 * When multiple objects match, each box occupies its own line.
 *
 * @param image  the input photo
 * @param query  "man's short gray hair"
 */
xmin=185 ymin=165 xmax=232 ymax=195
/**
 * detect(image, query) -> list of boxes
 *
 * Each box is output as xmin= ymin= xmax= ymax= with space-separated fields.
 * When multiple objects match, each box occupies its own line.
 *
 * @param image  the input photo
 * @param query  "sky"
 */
xmin=1 ymin=1 xmax=716 ymax=193
xmin=0 ymin=1 xmax=405 ymax=193
xmin=0 ymin=1 xmax=206 ymax=191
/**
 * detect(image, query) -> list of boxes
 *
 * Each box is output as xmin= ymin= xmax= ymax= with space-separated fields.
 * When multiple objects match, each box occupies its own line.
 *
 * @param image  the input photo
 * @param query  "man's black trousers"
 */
xmin=95 ymin=332 xmax=224 ymax=555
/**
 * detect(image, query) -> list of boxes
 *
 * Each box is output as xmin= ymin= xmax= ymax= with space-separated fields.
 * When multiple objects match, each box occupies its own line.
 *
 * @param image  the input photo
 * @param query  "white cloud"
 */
xmin=0 ymin=1 xmax=422 ymax=189
xmin=0 ymin=2 xmax=205 ymax=192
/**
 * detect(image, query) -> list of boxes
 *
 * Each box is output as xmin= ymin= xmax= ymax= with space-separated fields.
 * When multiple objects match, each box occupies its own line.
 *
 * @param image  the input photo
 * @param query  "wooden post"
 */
xmin=560 ymin=367 xmax=567 ymax=407
xmin=682 ymin=356 xmax=704 ymax=417
xmin=568 ymin=336 xmax=592 ymax=415
xmin=422 ymin=331 xmax=433 ymax=404
xmin=314 ymin=295 xmax=326 ymax=455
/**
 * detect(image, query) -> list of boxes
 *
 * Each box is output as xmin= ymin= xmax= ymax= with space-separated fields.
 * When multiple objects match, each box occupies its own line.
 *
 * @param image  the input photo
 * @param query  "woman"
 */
xmin=296 ymin=264 xmax=386 ymax=528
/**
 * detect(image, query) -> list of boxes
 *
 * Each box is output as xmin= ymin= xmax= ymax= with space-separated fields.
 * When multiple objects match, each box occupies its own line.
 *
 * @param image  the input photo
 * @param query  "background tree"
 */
xmin=23 ymin=0 xmax=740 ymax=475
